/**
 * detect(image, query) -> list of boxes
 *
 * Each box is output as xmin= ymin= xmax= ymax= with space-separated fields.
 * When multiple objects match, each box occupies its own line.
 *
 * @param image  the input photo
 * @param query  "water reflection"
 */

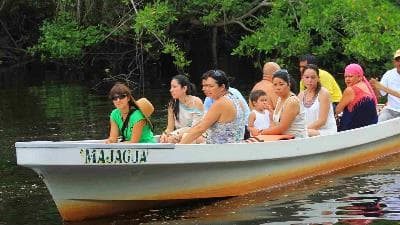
xmin=1 ymin=83 xmax=400 ymax=225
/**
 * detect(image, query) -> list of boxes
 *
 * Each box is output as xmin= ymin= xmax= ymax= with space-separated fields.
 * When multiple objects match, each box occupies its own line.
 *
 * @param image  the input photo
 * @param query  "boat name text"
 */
xmin=80 ymin=148 xmax=148 ymax=164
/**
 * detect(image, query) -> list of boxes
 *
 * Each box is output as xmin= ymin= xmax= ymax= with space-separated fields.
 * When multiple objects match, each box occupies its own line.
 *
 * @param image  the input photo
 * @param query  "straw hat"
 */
xmin=394 ymin=49 xmax=400 ymax=59
xmin=133 ymin=98 xmax=154 ymax=129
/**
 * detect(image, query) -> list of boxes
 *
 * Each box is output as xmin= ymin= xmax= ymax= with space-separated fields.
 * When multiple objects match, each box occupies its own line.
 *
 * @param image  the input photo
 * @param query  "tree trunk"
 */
xmin=211 ymin=26 xmax=218 ymax=69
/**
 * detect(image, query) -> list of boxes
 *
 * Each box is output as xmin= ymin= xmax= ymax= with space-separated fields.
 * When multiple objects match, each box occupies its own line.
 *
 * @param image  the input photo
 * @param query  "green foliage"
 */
xmin=163 ymin=40 xmax=192 ymax=70
xmin=342 ymin=0 xmax=400 ymax=61
xmin=133 ymin=1 xmax=190 ymax=72
xmin=133 ymin=1 xmax=191 ymax=71
xmin=133 ymin=1 xmax=177 ymax=37
xmin=234 ymin=0 xmax=400 ymax=74
xmin=130 ymin=0 xmax=267 ymax=72
xmin=29 ymin=12 xmax=106 ymax=60
xmin=25 ymin=0 xmax=400 ymax=77
xmin=200 ymin=10 xmax=220 ymax=25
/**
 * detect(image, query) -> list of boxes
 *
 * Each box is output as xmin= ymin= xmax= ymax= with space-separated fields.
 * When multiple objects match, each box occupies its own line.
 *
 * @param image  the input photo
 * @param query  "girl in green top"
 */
xmin=105 ymin=83 xmax=155 ymax=143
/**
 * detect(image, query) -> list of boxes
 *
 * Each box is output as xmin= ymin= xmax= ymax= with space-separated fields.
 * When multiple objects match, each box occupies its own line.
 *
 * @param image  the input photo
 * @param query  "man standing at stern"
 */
xmin=374 ymin=49 xmax=400 ymax=122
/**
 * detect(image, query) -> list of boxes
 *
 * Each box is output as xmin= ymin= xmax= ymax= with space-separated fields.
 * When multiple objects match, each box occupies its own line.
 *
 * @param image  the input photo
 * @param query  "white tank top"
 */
xmin=273 ymin=95 xmax=307 ymax=138
xmin=252 ymin=109 xmax=270 ymax=130
xmin=303 ymin=93 xmax=337 ymax=135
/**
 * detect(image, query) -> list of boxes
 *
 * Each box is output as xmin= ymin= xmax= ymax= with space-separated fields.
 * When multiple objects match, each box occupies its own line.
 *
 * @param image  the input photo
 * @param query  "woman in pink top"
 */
xmin=335 ymin=64 xmax=378 ymax=131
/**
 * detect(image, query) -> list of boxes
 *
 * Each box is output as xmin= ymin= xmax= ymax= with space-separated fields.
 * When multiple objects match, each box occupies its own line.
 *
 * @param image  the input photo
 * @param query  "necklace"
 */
xmin=303 ymin=89 xmax=317 ymax=108
xmin=180 ymin=95 xmax=192 ymax=106
xmin=120 ymin=109 xmax=130 ymax=121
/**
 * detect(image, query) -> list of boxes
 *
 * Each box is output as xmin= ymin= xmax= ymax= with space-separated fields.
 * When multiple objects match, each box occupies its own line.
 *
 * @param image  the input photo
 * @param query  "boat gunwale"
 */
xmin=15 ymin=118 xmax=400 ymax=166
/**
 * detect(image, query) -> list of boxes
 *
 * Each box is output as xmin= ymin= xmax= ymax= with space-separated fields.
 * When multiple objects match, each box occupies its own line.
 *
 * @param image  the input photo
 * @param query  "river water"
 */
xmin=1 ymin=83 xmax=400 ymax=225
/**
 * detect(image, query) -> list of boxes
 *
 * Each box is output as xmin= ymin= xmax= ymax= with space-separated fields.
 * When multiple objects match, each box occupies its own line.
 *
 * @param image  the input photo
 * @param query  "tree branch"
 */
xmin=288 ymin=0 xmax=300 ymax=29
xmin=232 ymin=20 xmax=255 ymax=32
xmin=0 ymin=19 xmax=18 ymax=48
xmin=101 ymin=11 xmax=135 ymax=42
xmin=0 ymin=0 xmax=5 ymax=12
xmin=235 ymin=0 xmax=273 ymax=22
xmin=215 ymin=0 xmax=273 ymax=27
xmin=129 ymin=0 xmax=165 ymax=46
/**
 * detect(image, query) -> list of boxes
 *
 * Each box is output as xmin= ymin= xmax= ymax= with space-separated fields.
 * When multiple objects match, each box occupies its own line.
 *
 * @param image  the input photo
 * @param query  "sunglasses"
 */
xmin=111 ymin=94 xmax=127 ymax=101
xmin=212 ymin=70 xmax=223 ymax=76
xmin=273 ymin=69 xmax=289 ymax=76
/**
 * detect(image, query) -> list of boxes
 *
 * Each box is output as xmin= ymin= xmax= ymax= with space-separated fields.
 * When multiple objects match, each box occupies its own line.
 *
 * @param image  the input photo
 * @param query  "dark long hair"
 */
xmin=168 ymin=75 xmax=196 ymax=121
xmin=109 ymin=82 xmax=138 ymax=141
xmin=303 ymin=64 xmax=322 ymax=94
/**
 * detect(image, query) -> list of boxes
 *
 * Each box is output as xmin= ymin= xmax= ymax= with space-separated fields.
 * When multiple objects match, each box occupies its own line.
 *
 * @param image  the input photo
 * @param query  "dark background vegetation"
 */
xmin=1 ymin=0 xmax=400 ymax=92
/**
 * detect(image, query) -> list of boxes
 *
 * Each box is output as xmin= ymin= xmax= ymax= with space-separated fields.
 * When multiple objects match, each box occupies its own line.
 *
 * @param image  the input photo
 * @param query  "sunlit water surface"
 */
xmin=1 ymin=83 xmax=400 ymax=225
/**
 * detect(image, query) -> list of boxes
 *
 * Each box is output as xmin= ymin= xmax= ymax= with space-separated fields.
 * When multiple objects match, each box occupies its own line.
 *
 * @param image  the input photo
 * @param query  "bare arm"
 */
xmin=261 ymin=98 xmax=299 ymax=135
xmin=165 ymin=105 xmax=175 ymax=132
xmin=191 ymin=97 xmax=205 ymax=125
xmin=180 ymin=101 xmax=223 ymax=144
xmin=369 ymin=78 xmax=383 ymax=98
xmin=127 ymin=119 xmax=146 ymax=143
xmin=105 ymin=120 xmax=119 ymax=143
xmin=267 ymin=96 xmax=275 ymax=111
xmin=247 ymin=112 xmax=259 ymax=136
xmin=308 ymin=90 xmax=330 ymax=129
xmin=371 ymin=78 xmax=400 ymax=98
xmin=160 ymin=106 xmax=175 ymax=143
xmin=335 ymin=87 xmax=354 ymax=115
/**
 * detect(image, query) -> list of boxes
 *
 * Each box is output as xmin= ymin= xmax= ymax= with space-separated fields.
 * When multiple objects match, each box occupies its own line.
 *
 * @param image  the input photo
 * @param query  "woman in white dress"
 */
xmin=298 ymin=64 xmax=337 ymax=136
xmin=159 ymin=75 xmax=204 ymax=143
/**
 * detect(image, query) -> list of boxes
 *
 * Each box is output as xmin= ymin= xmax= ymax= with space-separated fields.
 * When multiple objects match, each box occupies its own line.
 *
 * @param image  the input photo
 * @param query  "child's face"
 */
xmin=253 ymin=95 xmax=268 ymax=110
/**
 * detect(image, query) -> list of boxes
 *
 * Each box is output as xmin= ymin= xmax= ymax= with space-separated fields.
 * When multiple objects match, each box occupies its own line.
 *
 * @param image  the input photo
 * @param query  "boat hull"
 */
xmin=15 ymin=118 xmax=400 ymax=221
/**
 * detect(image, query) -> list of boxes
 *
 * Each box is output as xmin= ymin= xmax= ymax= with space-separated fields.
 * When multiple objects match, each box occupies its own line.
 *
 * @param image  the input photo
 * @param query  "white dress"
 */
xmin=303 ymin=93 xmax=337 ymax=136
xmin=252 ymin=109 xmax=270 ymax=130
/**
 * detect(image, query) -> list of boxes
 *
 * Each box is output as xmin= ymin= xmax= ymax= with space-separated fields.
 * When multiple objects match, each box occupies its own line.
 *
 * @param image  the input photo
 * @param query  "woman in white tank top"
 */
xmin=298 ymin=64 xmax=337 ymax=136
xmin=260 ymin=70 xmax=307 ymax=138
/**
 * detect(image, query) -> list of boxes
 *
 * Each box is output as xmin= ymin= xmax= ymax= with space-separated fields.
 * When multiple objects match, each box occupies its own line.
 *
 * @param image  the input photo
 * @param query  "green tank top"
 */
xmin=110 ymin=108 xmax=155 ymax=143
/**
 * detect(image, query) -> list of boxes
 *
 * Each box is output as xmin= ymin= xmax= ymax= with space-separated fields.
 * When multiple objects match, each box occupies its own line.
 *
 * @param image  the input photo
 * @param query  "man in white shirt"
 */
xmin=377 ymin=49 xmax=400 ymax=122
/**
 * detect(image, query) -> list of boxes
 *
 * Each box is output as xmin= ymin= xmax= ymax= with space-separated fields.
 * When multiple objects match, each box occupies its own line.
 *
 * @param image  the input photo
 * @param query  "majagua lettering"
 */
xmin=80 ymin=148 xmax=148 ymax=164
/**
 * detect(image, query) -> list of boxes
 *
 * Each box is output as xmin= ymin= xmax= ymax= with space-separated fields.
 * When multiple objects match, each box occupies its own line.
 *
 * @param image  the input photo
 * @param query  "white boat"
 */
xmin=15 ymin=117 xmax=400 ymax=221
